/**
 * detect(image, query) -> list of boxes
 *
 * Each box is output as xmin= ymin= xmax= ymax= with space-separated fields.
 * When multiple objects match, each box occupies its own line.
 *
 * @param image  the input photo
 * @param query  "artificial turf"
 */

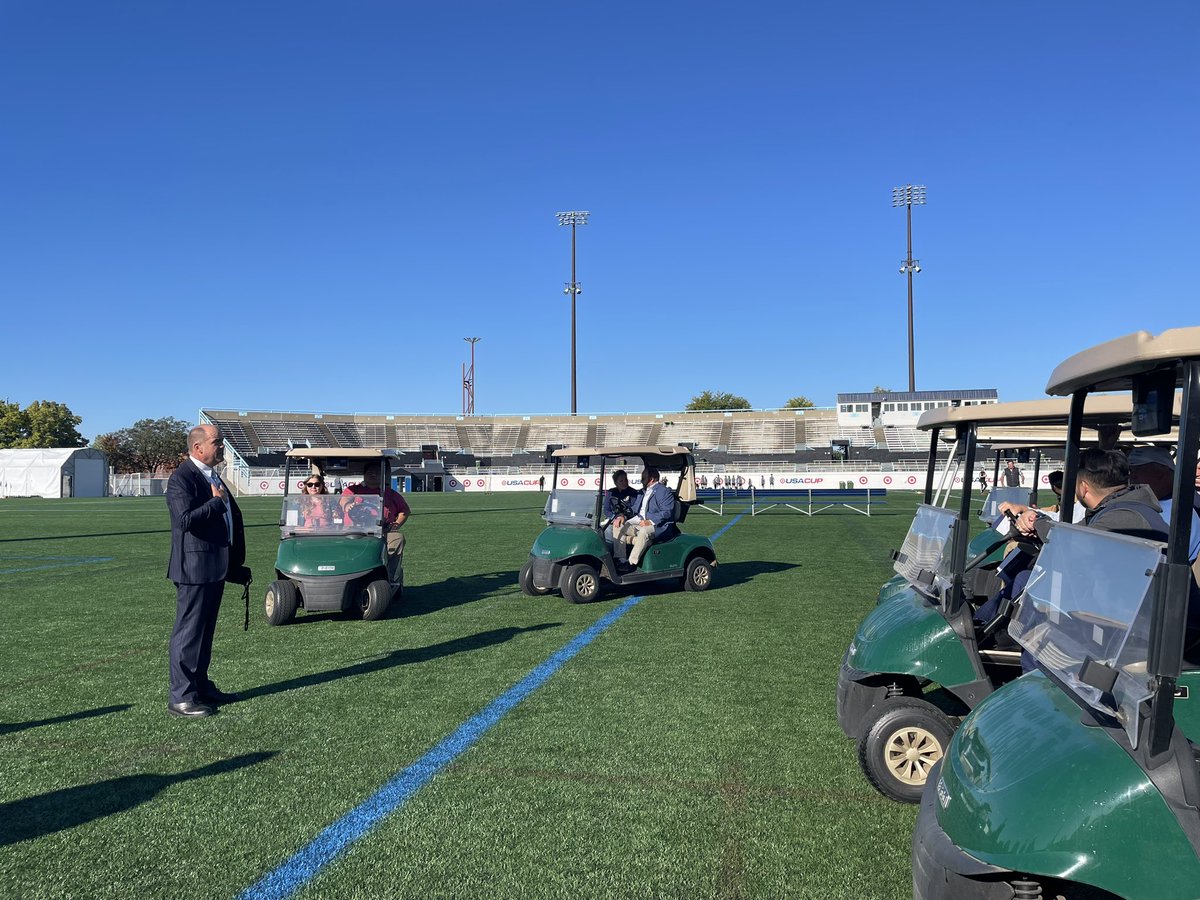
xmin=0 ymin=490 xmax=931 ymax=899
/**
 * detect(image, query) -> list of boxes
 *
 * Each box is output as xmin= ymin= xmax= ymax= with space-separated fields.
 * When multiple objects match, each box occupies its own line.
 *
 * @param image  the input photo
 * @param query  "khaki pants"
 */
xmin=612 ymin=520 xmax=655 ymax=565
xmin=386 ymin=529 xmax=405 ymax=581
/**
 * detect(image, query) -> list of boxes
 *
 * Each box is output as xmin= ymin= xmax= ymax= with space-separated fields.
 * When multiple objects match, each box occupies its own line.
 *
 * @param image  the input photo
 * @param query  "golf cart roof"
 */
xmin=1047 ymin=326 xmax=1200 ymax=395
xmin=551 ymin=445 xmax=693 ymax=461
xmin=916 ymin=395 xmax=1134 ymax=431
xmin=284 ymin=447 xmax=405 ymax=460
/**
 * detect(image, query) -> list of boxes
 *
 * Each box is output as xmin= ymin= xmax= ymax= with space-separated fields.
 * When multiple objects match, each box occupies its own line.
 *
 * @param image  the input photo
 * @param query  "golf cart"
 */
xmin=838 ymin=396 xmax=1142 ymax=803
xmin=519 ymin=446 xmax=716 ymax=603
xmin=913 ymin=327 xmax=1200 ymax=899
xmin=263 ymin=448 xmax=405 ymax=625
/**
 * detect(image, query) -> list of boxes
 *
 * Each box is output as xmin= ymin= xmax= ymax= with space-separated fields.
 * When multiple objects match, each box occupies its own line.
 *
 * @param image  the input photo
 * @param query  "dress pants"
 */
xmin=169 ymin=581 xmax=225 ymax=704
xmin=385 ymin=530 xmax=405 ymax=580
xmin=613 ymin=521 xmax=656 ymax=565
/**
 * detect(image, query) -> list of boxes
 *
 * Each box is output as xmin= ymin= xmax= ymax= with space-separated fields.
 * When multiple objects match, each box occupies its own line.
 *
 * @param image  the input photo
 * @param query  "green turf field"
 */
xmin=1 ymin=490 xmax=933 ymax=899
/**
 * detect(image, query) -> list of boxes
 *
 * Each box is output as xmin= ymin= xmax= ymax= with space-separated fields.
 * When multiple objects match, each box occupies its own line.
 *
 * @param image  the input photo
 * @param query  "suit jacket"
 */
xmin=166 ymin=459 xmax=245 ymax=585
xmin=634 ymin=482 xmax=677 ymax=538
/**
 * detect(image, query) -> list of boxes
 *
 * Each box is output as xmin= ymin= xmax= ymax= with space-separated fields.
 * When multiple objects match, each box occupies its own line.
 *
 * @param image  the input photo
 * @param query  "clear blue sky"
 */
xmin=2 ymin=2 xmax=1196 ymax=440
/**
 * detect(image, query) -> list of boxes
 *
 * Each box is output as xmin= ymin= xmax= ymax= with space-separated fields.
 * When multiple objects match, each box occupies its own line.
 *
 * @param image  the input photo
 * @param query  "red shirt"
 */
xmin=342 ymin=484 xmax=411 ymax=526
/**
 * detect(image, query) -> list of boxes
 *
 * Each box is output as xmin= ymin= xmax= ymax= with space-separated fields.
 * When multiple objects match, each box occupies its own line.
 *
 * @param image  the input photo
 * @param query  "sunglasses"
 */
xmin=304 ymin=481 xmax=324 ymax=488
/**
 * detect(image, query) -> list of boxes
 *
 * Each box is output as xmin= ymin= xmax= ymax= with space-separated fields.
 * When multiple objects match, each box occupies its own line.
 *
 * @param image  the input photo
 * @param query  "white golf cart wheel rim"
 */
xmin=883 ymin=725 xmax=943 ymax=785
xmin=265 ymin=591 xmax=276 ymax=616
xmin=692 ymin=564 xmax=711 ymax=587
xmin=577 ymin=572 xmax=597 ymax=596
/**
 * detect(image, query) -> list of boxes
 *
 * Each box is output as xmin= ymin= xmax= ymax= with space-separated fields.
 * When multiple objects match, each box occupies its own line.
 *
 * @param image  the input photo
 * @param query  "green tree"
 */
xmin=0 ymin=400 xmax=29 ymax=448
xmin=686 ymin=391 xmax=751 ymax=411
xmin=23 ymin=400 xmax=86 ymax=448
xmin=93 ymin=417 xmax=189 ymax=472
xmin=128 ymin=417 xmax=190 ymax=472
xmin=92 ymin=432 xmax=139 ymax=473
xmin=783 ymin=396 xmax=815 ymax=409
xmin=873 ymin=386 xmax=891 ymax=393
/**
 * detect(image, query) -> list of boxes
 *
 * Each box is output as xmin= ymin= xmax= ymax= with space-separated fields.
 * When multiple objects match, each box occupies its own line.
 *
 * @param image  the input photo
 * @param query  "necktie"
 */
xmin=211 ymin=471 xmax=233 ymax=542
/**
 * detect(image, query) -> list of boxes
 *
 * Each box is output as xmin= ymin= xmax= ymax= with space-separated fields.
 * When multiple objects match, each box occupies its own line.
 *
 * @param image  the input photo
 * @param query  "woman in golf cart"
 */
xmin=299 ymin=474 xmax=332 ymax=528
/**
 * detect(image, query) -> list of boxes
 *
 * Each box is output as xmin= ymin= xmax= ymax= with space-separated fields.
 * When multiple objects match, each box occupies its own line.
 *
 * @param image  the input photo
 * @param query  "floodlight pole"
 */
xmin=463 ymin=337 xmax=480 ymax=416
xmin=893 ymin=184 xmax=926 ymax=393
xmin=556 ymin=210 xmax=589 ymax=415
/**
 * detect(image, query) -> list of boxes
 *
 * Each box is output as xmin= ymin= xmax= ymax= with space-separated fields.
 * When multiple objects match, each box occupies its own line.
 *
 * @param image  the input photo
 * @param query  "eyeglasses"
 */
xmin=304 ymin=482 xmax=323 ymax=488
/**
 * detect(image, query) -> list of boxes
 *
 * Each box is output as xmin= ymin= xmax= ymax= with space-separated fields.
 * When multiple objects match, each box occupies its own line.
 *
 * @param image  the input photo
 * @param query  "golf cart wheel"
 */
xmin=264 ymin=580 xmax=298 ymax=626
xmin=683 ymin=556 xmax=714 ymax=592
xmin=360 ymin=579 xmax=391 ymax=621
xmin=559 ymin=563 xmax=601 ymax=604
xmin=519 ymin=560 xmax=551 ymax=597
xmin=857 ymin=698 xmax=955 ymax=803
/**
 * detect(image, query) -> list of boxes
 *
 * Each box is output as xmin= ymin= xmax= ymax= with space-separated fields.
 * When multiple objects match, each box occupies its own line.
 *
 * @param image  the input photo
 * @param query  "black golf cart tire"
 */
xmin=857 ymin=697 xmax=955 ymax=804
xmin=683 ymin=556 xmax=714 ymax=592
xmin=519 ymin=560 xmax=551 ymax=597
xmin=559 ymin=563 xmax=601 ymax=604
xmin=360 ymin=579 xmax=391 ymax=621
xmin=264 ymin=580 xmax=298 ymax=626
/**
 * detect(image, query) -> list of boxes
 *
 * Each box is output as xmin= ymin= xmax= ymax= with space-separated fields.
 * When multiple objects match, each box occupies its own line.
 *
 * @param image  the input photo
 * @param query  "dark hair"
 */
xmin=1077 ymin=448 xmax=1128 ymax=491
xmin=1048 ymin=470 xmax=1064 ymax=491
xmin=642 ymin=466 xmax=660 ymax=484
xmin=611 ymin=469 xmax=627 ymax=483
xmin=363 ymin=461 xmax=382 ymax=477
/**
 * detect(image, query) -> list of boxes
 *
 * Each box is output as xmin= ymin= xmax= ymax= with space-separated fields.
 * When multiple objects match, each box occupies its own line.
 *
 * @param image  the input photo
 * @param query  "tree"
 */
xmin=686 ymin=391 xmax=751 ymax=411
xmin=0 ymin=400 xmax=28 ymax=448
xmin=784 ymin=396 xmax=815 ymax=409
xmin=24 ymin=400 xmax=86 ymax=448
xmin=0 ymin=399 xmax=85 ymax=448
xmin=92 ymin=432 xmax=139 ymax=473
xmin=873 ymin=386 xmax=892 ymax=393
xmin=94 ymin=417 xmax=189 ymax=472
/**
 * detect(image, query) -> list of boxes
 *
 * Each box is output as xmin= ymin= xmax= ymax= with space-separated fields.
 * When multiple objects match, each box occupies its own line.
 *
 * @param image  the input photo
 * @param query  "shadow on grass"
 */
xmin=0 ymin=704 xmax=134 ymax=737
xmin=711 ymin=559 xmax=801 ymax=588
xmin=238 ymin=623 xmax=562 ymax=701
xmin=0 ymin=523 xmax=277 ymax=543
xmin=0 ymin=751 xmax=277 ymax=846
xmin=282 ymin=570 xmax=522 ymax=625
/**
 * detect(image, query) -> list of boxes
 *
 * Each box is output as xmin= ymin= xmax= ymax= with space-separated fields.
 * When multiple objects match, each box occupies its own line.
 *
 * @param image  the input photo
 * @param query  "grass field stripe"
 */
xmin=709 ymin=512 xmax=745 ymax=543
xmin=240 ymin=519 xmax=740 ymax=900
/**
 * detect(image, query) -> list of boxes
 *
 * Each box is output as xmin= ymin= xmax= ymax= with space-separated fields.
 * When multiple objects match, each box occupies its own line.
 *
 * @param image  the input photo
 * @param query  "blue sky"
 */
xmin=2 ymin=2 xmax=1196 ymax=439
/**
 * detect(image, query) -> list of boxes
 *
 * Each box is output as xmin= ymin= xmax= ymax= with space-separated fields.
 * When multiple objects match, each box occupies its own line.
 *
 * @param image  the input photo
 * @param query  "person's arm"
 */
xmin=389 ymin=492 xmax=411 ymax=529
xmin=166 ymin=471 xmax=224 ymax=533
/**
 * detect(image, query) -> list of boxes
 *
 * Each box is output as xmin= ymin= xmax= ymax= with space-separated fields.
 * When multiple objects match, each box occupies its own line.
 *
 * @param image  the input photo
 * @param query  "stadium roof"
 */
xmin=836 ymin=389 xmax=998 ymax=404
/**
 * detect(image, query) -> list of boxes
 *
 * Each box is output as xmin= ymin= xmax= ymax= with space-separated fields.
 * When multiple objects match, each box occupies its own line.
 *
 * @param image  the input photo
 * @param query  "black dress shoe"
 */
xmin=200 ymin=688 xmax=241 ymax=705
xmin=167 ymin=701 xmax=215 ymax=718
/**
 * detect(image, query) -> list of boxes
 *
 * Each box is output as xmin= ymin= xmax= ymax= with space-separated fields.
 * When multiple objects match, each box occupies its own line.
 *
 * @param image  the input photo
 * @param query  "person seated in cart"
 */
xmin=602 ymin=469 xmax=640 ymax=563
xmin=611 ymin=466 xmax=676 ymax=568
xmin=299 ymin=474 xmax=333 ymax=528
xmin=341 ymin=461 xmax=410 ymax=580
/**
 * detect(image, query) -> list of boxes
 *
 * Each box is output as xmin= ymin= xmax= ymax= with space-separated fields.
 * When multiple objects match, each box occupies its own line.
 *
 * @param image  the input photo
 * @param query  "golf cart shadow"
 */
xmin=276 ymin=569 xmax=520 ymax=624
xmin=598 ymin=559 xmax=800 ymax=600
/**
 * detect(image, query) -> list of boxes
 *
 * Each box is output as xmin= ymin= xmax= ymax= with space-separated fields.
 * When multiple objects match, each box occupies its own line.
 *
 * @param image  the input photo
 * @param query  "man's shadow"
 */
xmin=238 ymin=623 xmax=562 ymax=701
xmin=0 ymin=752 xmax=276 ymax=846
xmin=0 ymin=704 xmax=133 ymax=737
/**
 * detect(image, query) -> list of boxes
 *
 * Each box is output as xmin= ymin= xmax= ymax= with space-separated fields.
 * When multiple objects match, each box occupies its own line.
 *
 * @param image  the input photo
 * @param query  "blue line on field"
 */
xmin=0 ymin=556 xmax=113 ymax=574
xmin=238 ymin=518 xmax=742 ymax=900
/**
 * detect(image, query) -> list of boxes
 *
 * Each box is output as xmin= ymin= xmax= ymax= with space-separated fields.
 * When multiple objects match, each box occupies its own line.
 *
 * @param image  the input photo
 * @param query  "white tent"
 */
xmin=0 ymin=448 xmax=108 ymax=498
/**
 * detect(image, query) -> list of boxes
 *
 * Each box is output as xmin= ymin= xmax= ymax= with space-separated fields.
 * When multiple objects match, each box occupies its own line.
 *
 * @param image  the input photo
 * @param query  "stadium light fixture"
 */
xmin=462 ymin=337 xmax=481 ymax=416
xmin=556 ymin=210 xmax=590 ymax=415
xmin=892 ymin=184 xmax=926 ymax=392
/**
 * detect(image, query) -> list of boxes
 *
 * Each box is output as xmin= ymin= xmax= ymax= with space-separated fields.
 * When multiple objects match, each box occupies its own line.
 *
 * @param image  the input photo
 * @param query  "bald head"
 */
xmin=189 ymin=424 xmax=222 ymax=467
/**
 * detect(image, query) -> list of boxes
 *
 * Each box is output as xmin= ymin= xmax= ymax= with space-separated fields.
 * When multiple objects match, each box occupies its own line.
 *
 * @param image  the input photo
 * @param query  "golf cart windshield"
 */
xmin=980 ymin=486 xmax=1032 ymax=524
xmin=544 ymin=489 xmax=597 ymax=527
xmin=894 ymin=504 xmax=957 ymax=598
xmin=1009 ymin=523 xmax=1163 ymax=748
xmin=279 ymin=494 xmax=385 ymax=537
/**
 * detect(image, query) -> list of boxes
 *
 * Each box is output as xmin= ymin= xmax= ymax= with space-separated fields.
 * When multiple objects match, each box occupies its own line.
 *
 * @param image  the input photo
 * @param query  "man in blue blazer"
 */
xmin=165 ymin=424 xmax=248 ymax=718
xmin=611 ymin=466 xmax=677 ymax=567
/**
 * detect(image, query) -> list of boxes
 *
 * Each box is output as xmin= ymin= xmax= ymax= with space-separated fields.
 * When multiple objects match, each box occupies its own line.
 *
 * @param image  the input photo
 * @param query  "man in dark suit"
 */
xmin=166 ymin=424 xmax=248 ymax=718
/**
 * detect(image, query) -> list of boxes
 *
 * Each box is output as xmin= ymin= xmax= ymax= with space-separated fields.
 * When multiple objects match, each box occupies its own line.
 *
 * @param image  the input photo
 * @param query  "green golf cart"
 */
xmin=838 ymin=396 xmax=1140 ymax=802
xmin=913 ymin=327 xmax=1200 ymax=899
xmin=519 ymin=445 xmax=716 ymax=603
xmin=263 ymin=448 xmax=405 ymax=625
